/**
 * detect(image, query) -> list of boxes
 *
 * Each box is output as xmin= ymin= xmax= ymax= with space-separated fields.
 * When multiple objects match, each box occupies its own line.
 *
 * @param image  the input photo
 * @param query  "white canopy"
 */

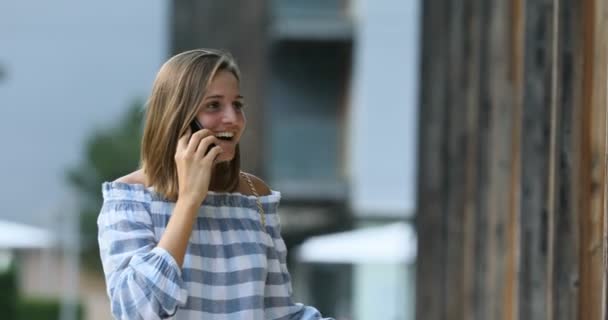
xmin=295 ymin=222 xmax=417 ymax=264
xmin=0 ymin=220 xmax=56 ymax=249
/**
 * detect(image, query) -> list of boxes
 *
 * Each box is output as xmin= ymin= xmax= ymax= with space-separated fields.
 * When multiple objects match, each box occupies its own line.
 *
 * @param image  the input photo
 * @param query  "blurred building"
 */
xmin=172 ymin=0 xmax=420 ymax=319
xmin=0 ymin=219 xmax=109 ymax=320
xmin=0 ymin=219 xmax=56 ymax=297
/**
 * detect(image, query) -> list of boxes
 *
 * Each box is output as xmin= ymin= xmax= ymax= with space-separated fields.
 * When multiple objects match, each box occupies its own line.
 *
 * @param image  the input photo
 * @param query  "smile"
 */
xmin=215 ymin=132 xmax=234 ymax=141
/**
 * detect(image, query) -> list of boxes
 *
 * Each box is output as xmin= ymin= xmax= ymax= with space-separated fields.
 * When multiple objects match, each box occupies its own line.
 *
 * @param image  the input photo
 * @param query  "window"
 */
xmin=266 ymin=41 xmax=351 ymax=200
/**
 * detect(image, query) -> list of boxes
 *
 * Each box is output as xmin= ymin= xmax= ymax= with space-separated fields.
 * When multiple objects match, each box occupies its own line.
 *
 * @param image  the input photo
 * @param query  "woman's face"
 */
xmin=196 ymin=70 xmax=246 ymax=163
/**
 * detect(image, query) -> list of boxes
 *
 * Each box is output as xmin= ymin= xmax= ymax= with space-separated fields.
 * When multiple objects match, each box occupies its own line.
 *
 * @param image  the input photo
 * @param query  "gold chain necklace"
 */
xmin=240 ymin=172 xmax=266 ymax=227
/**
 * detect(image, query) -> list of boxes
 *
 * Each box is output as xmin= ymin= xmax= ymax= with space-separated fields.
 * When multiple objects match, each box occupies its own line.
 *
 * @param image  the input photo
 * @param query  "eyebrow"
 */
xmin=204 ymin=94 xmax=244 ymax=100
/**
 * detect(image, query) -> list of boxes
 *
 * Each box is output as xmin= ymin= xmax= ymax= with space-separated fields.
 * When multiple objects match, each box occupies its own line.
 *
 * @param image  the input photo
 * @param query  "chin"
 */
xmin=215 ymin=153 xmax=235 ymax=164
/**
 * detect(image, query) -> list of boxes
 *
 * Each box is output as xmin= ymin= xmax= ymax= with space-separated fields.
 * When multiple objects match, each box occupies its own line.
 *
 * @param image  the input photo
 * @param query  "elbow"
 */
xmin=109 ymin=268 xmax=181 ymax=319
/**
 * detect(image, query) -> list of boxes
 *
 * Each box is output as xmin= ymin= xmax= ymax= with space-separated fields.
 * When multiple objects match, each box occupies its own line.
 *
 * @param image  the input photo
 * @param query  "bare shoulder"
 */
xmin=240 ymin=172 xmax=272 ymax=196
xmin=114 ymin=169 xmax=147 ymax=186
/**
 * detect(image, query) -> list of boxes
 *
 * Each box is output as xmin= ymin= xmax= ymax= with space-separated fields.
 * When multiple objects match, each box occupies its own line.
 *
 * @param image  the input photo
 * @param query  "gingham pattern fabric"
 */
xmin=98 ymin=181 xmax=330 ymax=320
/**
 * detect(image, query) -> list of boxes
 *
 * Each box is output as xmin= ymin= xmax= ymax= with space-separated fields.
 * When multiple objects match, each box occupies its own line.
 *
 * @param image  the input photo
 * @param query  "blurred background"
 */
xmin=2 ymin=0 xmax=608 ymax=320
xmin=0 ymin=1 xmax=418 ymax=319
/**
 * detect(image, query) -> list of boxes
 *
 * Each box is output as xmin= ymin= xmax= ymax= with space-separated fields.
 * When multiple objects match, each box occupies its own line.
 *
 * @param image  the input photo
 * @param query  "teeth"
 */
xmin=215 ymin=132 xmax=234 ymax=138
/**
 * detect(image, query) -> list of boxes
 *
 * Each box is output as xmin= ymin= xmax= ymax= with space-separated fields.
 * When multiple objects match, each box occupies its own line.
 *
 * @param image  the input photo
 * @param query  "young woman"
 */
xmin=98 ymin=49 xmax=332 ymax=319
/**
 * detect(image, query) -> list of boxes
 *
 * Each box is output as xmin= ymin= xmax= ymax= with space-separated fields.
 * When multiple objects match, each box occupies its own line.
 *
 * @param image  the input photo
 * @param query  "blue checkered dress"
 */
xmin=98 ymin=181 xmax=330 ymax=320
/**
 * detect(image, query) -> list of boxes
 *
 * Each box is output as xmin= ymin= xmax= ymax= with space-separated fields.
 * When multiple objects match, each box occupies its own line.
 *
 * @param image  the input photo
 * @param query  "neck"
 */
xmin=209 ymin=162 xmax=239 ymax=192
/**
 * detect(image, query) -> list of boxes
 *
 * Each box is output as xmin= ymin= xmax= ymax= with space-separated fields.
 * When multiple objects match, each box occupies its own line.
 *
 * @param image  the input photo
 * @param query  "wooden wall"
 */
xmin=416 ymin=0 xmax=608 ymax=319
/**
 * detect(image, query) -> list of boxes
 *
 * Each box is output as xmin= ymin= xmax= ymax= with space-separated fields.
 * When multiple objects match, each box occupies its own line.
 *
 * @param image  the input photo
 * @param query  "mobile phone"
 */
xmin=190 ymin=118 xmax=203 ymax=133
xmin=189 ymin=119 xmax=216 ymax=155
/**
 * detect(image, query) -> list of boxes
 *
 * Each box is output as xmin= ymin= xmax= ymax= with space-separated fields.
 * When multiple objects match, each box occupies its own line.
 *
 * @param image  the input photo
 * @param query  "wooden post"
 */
xmin=463 ymin=0 xmax=482 ymax=318
xmin=518 ymin=0 xmax=556 ymax=319
xmin=415 ymin=0 xmax=450 ymax=318
xmin=576 ymin=1 xmax=608 ymax=319
xmin=548 ymin=0 xmax=580 ymax=319
xmin=487 ymin=0 xmax=520 ymax=319
xmin=444 ymin=0 xmax=467 ymax=318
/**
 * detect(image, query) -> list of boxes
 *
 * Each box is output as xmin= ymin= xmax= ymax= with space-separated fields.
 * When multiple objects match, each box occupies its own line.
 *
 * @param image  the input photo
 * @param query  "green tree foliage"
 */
xmin=0 ymin=263 xmax=17 ymax=319
xmin=17 ymin=297 xmax=84 ymax=320
xmin=0 ymin=262 xmax=85 ymax=320
xmin=66 ymin=100 xmax=144 ymax=271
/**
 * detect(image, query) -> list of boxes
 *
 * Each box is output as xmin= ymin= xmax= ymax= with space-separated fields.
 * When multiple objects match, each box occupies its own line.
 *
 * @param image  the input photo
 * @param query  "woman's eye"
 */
xmin=207 ymin=102 xmax=221 ymax=110
xmin=234 ymin=101 xmax=245 ymax=110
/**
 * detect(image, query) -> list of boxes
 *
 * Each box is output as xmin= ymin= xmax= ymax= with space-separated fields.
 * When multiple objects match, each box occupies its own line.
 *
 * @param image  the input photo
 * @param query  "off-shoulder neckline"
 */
xmin=102 ymin=181 xmax=281 ymax=202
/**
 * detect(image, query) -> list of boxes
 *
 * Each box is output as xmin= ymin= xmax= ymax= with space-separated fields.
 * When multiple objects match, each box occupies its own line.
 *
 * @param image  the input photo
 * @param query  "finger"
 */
xmin=195 ymin=135 xmax=220 ymax=158
xmin=203 ymin=145 xmax=224 ymax=165
xmin=186 ymin=129 xmax=212 ymax=154
xmin=177 ymin=127 xmax=192 ymax=151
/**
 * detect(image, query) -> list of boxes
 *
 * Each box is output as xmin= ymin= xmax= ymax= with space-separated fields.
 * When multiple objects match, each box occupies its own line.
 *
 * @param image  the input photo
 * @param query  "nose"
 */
xmin=221 ymin=105 xmax=238 ymax=123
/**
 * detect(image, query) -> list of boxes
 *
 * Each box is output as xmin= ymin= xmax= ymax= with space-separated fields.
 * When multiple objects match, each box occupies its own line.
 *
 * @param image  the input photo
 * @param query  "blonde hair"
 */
xmin=141 ymin=49 xmax=242 ymax=201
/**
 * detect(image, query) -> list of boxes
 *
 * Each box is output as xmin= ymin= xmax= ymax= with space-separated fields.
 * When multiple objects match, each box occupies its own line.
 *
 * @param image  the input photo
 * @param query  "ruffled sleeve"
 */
xmin=98 ymin=182 xmax=188 ymax=319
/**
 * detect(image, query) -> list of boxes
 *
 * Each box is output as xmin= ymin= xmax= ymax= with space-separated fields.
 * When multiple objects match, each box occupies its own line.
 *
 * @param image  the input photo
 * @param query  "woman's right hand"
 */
xmin=174 ymin=128 xmax=223 ymax=206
